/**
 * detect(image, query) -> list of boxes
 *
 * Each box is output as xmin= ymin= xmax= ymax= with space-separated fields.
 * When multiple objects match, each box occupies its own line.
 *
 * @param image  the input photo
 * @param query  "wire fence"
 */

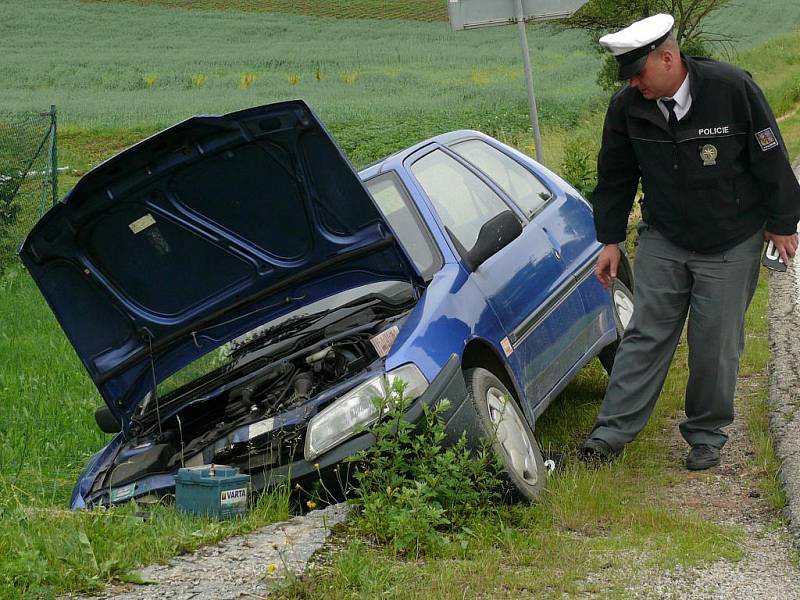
xmin=0 ymin=106 xmax=58 ymax=271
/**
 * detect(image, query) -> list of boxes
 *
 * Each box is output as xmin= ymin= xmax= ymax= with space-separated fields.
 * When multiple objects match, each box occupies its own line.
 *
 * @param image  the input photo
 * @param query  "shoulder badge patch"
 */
xmin=755 ymin=127 xmax=779 ymax=151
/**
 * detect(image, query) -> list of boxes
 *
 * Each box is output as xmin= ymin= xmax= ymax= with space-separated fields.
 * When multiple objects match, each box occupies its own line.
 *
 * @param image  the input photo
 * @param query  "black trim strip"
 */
xmin=509 ymin=255 xmax=597 ymax=348
xmin=629 ymin=137 xmax=672 ymax=144
xmin=676 ymin=132 xmax=746 ymax=143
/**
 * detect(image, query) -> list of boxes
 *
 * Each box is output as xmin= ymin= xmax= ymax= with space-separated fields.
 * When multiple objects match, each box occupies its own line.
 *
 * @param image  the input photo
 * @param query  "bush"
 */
xmin=346 ymin=382 xmax=506 ymax=559
xmin=560 ymin=137 xmax=597 ymax=200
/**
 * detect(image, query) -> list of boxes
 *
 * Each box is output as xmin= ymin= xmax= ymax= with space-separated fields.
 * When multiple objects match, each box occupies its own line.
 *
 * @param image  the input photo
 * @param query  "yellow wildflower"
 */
xmin=306 ymin=500 xmax=317 ymax=510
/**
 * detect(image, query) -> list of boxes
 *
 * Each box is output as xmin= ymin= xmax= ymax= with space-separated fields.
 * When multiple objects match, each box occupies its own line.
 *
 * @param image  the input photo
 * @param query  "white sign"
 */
xmin=447 ymin=0 xmax=587 ymax=166
xmin=448 ymin=0 xmax=588 ymax=31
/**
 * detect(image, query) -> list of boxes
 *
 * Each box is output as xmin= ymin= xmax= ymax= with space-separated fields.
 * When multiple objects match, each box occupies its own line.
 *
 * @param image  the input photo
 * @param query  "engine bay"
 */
xmin=93 ymin=289 xmax=416 ymax=497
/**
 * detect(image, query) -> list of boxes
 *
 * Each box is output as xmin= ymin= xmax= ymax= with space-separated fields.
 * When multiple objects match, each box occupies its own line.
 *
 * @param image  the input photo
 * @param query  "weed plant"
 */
xmin=560 ymin=136 xmax=598 ymax=199
xmin=279 ymin=362 xmax=747 ymax=599
xmin=345 ymin=384 xmax=505 ymax=558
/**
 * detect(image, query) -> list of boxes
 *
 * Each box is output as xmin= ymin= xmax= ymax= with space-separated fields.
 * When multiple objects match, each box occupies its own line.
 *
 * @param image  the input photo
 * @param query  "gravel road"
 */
xmin=64 ymin=504 xmax=350 ymax=600
xmin=610 ymin=155 xmax=800 ymax=599
xmin=768 ymin=156 xmax=800 ymax=546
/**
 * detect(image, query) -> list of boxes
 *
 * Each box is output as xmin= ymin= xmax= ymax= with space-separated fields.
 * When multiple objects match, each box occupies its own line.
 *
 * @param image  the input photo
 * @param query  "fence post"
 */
xmin=49 ymin=105 xmax=57 ymax=206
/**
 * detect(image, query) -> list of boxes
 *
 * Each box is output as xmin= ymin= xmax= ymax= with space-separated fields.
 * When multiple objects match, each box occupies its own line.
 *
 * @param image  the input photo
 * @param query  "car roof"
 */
xmin=358 ymin=129 xmax=487 ymax=180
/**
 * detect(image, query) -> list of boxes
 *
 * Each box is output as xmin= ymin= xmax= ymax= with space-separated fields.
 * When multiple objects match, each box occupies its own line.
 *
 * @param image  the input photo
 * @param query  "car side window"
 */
xmin=450 ymin=139 xmax=553 ymax=218
xmin=410 ymin=149 xmax=509 ymax=253
xmin=365 ymin=173 xmax=442 ymax=280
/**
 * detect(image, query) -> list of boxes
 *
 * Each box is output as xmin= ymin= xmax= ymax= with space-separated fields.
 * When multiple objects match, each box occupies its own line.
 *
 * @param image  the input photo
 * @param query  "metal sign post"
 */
xmin=447 ymin=0 xmax=589 ymax=166
xmin=514 ymin=0 xmax=544 ymax=164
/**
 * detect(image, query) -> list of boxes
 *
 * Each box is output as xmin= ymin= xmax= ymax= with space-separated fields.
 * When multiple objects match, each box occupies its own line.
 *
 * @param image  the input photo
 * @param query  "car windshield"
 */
xmin=365 ymin=173 xmax=441 ymax=280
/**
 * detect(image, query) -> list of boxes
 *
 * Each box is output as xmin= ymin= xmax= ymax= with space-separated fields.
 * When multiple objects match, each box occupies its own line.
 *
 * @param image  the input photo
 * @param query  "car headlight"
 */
xmin=304 ymin=363 xmax=428 ymax=461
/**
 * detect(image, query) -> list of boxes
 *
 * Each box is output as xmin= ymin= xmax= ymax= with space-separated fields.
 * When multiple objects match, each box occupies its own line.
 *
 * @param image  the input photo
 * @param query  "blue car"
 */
xmin=20 ymin=101 xmax=633 ymax=509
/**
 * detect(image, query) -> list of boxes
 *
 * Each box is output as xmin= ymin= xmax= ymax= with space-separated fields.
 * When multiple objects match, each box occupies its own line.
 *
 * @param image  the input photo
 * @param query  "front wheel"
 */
xmin=463 ymin=368 xmax=545 ymax=502
xmin=598 ymin=277 xmax=634 ymax=375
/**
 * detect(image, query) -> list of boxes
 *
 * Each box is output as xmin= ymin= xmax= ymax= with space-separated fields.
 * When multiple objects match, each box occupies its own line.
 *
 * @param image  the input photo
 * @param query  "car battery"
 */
xmin=175 ymin=464 xmax=250 ymax=520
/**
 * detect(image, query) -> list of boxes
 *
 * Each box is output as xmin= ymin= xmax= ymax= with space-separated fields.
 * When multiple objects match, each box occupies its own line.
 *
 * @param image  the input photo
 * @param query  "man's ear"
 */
xmin=661 ymin=48 xmax=676 ymax=70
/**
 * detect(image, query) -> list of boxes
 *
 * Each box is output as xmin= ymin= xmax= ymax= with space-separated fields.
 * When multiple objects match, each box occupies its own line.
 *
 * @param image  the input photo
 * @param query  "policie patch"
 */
xmin=755 ymin=127 xmax=779 ymax=151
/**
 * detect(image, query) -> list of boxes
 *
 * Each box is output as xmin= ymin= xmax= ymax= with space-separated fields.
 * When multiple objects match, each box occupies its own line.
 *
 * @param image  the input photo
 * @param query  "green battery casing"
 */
xmin=175 ymin=465 xmax=250 ymax=519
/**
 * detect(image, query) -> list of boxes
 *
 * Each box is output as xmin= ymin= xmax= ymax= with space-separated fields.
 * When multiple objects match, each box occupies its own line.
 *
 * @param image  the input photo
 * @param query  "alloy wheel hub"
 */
xmin=486 ymin=387 xmax=538 ymax=487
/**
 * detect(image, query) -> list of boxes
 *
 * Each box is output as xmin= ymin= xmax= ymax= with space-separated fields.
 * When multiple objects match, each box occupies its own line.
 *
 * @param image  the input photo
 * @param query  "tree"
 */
xmin=559 ymin=0 xmax=733 ymax=89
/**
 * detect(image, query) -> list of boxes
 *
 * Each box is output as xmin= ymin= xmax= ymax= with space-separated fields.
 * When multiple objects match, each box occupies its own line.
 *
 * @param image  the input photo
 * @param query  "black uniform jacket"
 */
xmin=592 ymin=55 xmax=800 ymax=253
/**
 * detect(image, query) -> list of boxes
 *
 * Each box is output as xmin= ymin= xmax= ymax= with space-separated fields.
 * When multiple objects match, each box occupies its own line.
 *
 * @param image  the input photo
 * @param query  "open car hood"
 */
xmin=19 ymin=101 xmax=423 ymax=429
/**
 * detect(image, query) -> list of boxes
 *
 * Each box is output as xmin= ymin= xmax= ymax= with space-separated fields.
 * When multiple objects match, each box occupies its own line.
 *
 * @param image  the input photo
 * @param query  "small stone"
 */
xmin=749 ymin=490 xmax=761 ymax=498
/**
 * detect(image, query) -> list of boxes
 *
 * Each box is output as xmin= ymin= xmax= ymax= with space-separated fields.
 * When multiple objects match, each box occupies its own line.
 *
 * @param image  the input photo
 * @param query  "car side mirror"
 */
xmin=465 ymin=210 xmax=522 ymax=271
xmin=95 ymin=405 xmax=122 ymax=434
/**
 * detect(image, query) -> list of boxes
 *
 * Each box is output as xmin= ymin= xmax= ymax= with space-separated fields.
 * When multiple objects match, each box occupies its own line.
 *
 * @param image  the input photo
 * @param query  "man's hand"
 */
xmin=596 ymin=244 xmax=621 ymax=289
xmin=765 ymin=231 xmax=799 ymax=266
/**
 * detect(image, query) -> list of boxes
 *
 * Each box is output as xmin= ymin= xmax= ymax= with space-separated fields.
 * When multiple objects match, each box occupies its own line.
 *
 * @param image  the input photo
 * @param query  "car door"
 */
xmin=447 ymin=139 xmax=596 ymax=412
xmin=406 ymin=144 xmax=583 ymax=416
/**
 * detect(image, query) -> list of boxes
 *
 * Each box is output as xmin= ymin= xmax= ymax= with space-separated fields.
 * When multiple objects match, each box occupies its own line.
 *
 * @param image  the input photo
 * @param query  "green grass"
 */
xmin=0 ymin=266 xmax=295 ymax=599
xmin=739 ymin=27 xmax=800 ymax=121
xmin=742 ymin=271 xmax=790 ymax=510
xmin=0 ymin=482 xmax=292 ymax=598
xmin=0 ymin=267 xmax=106 ymax=506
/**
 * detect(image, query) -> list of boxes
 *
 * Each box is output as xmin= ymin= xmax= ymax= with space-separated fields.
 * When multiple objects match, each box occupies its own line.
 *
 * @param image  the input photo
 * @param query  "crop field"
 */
xmin=3 ymin=0 xmax=800 ymax=136
xmin=2 ymin=0 xmax=800 ymax=597
xmin=1 ymin=0 xmax=605 ymax=134
xmin=85 ymin=0 xmax=450 ymax=21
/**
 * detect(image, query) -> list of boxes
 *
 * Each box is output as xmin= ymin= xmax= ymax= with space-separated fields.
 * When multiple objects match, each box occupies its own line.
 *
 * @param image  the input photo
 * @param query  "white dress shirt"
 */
xmin=657 ymin=74 xmax=692 ymax=122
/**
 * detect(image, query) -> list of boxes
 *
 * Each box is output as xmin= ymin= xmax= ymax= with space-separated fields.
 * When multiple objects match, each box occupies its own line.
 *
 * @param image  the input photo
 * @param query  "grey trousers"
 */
xmin=591 ymin=225 xmax=763 ymax=451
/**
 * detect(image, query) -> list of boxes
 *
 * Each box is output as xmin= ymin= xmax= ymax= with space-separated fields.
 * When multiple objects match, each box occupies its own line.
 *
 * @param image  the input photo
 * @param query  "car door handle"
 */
xmin=541 ymin=226 xmax=562 ymax=261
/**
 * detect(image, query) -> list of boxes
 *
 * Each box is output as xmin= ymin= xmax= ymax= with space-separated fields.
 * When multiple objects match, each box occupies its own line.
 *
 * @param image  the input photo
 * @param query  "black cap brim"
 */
xmin=617 ymin=54 xmax=648 ymax=80
xmin=613 ymin=30 xmax=671 ymax=80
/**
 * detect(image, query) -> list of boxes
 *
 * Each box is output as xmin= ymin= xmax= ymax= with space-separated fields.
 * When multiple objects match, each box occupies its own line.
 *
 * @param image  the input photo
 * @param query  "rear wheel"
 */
xmin=598 ymin=276 xmax=634 ymax=375
xmin=463 ymin=368 xmax=545 ymax=502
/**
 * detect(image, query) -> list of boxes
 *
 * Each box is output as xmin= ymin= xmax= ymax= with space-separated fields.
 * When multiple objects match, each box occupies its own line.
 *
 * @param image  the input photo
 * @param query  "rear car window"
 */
xmin=410 ymin=149 xmax=508 ymax=253
xmin=365 ymin=173 xmax=441 ymax=280
xmin=450 ymin=139 xmax=553 ymax=218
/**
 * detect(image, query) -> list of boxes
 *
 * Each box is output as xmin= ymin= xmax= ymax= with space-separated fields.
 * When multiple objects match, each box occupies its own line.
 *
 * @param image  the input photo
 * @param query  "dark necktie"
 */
xmin=662 ymin=98 xmax=679 ymax=131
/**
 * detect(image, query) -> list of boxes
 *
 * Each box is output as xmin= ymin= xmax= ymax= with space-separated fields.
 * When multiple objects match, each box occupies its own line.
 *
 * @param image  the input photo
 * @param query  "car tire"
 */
xmin=598 ymin=276 xmax=634 ymax=375
xmin=463 ymin=368 xmax=546 ymax=502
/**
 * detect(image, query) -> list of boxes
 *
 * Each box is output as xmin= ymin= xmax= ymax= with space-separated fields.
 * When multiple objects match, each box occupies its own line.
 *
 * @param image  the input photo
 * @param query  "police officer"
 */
xmin=580 ymin=14 xmax=800 ymax=470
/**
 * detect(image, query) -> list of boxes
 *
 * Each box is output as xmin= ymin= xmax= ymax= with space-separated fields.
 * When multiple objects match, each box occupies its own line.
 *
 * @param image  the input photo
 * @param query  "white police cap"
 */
xmin=599 ymin=14 xmax=675 ymax=80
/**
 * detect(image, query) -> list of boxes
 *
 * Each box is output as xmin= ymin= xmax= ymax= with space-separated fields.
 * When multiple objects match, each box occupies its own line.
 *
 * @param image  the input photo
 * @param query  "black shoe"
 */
xmin=686 ymin=444 xmax=720 ymax=471
xmin=579 ymin=438 xmax=621 ymax=463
